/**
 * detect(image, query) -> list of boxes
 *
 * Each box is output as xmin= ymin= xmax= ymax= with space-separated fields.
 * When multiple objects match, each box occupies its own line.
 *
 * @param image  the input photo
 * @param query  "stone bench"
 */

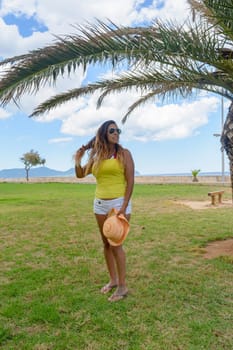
xmin=208 ymin=191 xmax=224 ymax=205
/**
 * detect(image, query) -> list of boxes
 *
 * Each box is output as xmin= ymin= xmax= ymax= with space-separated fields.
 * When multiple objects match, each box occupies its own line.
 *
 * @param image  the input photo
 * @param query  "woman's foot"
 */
xmin=100 ymin=282 xmax=117 ymax=294
xmin=108 ymin=286 xmax=128 ymax=302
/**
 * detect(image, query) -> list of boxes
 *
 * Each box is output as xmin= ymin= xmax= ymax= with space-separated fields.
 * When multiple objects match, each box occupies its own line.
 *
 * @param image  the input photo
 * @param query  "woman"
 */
xmin=75 ymin=120 xmax=134 ymax=302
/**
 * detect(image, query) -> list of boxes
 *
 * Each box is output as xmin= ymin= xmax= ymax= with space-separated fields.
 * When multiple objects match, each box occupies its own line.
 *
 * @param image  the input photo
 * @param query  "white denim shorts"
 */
xmin=93 ymin=197 xmax=131 ymax=215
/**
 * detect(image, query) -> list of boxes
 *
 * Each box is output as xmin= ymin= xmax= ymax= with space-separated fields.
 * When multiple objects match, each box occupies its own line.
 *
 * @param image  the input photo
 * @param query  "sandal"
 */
xmin=100 ymin=283 xmax=117 ymax=294
xmin=108 ymin=288 xmax=128 ymax=302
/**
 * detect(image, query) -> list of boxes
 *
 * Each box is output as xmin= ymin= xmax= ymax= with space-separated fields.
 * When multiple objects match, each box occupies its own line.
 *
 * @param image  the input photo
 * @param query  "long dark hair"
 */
xmin=83 ymin=136 xmax=96 ymax=150
xmin=83 ymin=120 xmax=115 ymax=148
xmin=84 ymin=120 xmax=124 ymax=174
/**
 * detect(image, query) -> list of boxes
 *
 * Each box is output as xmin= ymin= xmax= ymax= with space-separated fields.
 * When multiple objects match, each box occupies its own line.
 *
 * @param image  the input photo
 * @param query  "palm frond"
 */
xmin=0 ymin=21 xmax=164 ymax=106
xmin=189 ymin=0 xmax=233 ymax=40
xmin=29 ymin=83 xmax=104 ymax=117
xmin=0 ymin=2 xmax=232 ymax=126
xmin=29 ymin=61 xmax=233 ymax=119
xmin=188 ymin=0 xmax=215 ymax=23
xmin=0 ymin=53 xmax=32 ymax=67
xmin=0 ymin=15 xmax=232 ymax=108
xmin=204 ymin=0 xmax=233 ymax=36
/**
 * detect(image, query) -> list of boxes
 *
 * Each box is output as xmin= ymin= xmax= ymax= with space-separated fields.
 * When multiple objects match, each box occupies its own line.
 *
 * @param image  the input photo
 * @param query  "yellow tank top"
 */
xmin=92 ymin=159 xmax=126 ymax=198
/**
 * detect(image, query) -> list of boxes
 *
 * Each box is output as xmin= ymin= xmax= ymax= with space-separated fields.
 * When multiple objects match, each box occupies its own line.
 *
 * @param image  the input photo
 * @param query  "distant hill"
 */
xmin=0 ymin=167 xmax=228 ymax=179
xmin=147 ymin=171 xmax=230 ymax=176
xmin=0 ymin=166 xmax=75 ymax=179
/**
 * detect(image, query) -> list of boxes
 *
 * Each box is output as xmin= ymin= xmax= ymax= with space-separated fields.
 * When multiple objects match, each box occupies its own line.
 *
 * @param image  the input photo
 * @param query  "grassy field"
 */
xmin=0 ymin=182 xmax=232 ymax=350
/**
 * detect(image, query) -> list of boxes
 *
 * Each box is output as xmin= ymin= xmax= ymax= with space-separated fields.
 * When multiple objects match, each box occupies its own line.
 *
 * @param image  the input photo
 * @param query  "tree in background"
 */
xmin=191 ymin=169 xmax=201 ymax=182
xmin=20 ymin=150 xmax=46 ymax=181
xmin=0 ymin=1 xmax=233 ymax=195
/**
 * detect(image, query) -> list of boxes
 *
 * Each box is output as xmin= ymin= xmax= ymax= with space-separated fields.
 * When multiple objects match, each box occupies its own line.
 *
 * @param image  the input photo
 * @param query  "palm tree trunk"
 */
xmin=230 ymin=160 xmax=233 ymax=203
xmin=221 ymin=101 xmax=233 ymax=204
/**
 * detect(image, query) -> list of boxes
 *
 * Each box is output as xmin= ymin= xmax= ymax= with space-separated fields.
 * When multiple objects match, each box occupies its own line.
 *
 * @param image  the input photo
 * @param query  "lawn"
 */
xmin=0 ymin=182 xmax=232 ymax=350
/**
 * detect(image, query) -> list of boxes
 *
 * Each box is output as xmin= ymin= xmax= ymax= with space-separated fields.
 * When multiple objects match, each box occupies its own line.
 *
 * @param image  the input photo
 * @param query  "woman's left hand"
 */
xmin=116 ymin=207 xmax=126 ymax=217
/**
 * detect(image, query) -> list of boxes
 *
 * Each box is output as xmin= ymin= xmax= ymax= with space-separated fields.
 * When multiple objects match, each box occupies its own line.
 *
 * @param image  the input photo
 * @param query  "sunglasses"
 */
xmin=108 ymin=128 xmax=121 ymax=135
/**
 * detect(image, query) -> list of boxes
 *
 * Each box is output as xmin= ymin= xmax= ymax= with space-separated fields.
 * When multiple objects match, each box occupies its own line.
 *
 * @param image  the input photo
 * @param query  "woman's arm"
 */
xmin=119 ymin=149 xmax=135 ymax=215
xmin=74 ymin=146 xmax=87 ymax=178
xmin=75 ymin=163 xmax=86 ymax=178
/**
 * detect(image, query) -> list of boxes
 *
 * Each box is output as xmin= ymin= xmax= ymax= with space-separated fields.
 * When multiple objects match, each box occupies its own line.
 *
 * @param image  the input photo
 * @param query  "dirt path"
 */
xmin=177 ymin=199 xmax=233 ymax=210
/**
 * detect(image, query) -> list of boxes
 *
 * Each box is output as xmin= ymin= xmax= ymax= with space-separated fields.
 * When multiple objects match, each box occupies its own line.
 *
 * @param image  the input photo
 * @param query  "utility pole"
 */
xmin=213 ymin=95 xmax=225 ymax=183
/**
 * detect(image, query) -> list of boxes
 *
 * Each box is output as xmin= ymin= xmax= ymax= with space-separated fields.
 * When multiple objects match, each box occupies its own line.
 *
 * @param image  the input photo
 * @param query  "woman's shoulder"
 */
xmin=121 ymin=147 xmax=133 ymax=160
xmin=116 ymin=144 xmax=133 ymax=160
xmin=121 ymin=147 xmax=132 ymax=155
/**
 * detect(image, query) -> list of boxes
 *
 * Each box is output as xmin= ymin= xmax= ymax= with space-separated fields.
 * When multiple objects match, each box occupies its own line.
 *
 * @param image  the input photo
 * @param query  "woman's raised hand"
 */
xmin=75 ymin=145 xmax=86 ymax=165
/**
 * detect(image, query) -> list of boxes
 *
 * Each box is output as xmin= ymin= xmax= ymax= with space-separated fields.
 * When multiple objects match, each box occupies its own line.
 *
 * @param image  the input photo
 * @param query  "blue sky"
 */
xmin=0 ymin=0 xmax=229 ymax=175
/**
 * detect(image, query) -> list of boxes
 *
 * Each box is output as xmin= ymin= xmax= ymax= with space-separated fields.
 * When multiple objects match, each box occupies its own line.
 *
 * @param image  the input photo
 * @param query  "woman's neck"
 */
xmin=107 ymin=145 xmax=117 ymax=158
xmin=108 ymin=144 xmax=116 ymax=153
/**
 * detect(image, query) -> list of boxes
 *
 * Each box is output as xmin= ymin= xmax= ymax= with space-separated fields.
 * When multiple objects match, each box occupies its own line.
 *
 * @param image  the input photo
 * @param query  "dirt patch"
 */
xmin=203 ymin=239 xmax=233 ymax=259
xmin=177 ymin=200 xmax=233 ymax=210
xmin=176 ymin=200 xmax=233 ymax=259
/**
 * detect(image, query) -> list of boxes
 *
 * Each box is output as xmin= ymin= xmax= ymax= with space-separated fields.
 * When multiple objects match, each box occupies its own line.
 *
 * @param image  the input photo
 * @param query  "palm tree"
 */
xmin=191 ymin=169 xmax=201 ymax=182
xmin=0 ymin=0 xmax=233 ymax=196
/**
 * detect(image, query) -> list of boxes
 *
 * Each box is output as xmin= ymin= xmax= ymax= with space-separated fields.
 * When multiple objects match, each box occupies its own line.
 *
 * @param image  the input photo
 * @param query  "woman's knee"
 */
xmin=101 ymin=236 xmax=111 ymax=249
xmin=111 ymin=244 xmax=124 ymax=257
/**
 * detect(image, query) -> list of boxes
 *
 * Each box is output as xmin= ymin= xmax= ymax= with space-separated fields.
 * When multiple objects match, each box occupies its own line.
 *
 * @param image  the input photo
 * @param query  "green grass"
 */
xmin=0 ymin=182 xmax=232 ymax=350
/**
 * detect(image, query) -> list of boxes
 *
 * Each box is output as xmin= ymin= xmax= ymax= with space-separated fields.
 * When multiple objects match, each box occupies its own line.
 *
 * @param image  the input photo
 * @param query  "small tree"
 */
xmin=191 ymin=169 xmax=201 ymax=182
xmin=20 ymin=150 xmax=46 ymax=181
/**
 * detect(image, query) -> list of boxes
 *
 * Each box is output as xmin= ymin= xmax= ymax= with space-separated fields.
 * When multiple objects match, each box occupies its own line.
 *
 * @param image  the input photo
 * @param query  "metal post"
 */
xmin=213 ymin=95 xmax=225 ymax=183
xmin=221 ymin=95 xmax=225 ymax=183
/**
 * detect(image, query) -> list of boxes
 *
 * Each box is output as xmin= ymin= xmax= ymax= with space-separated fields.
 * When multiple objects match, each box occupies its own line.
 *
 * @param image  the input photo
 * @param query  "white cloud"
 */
xmin=0 ymin=17 xmax=52 ymax=57
xmin=48 ymin=137 xmax=73 ymax=144
xmin=0 ymin=0 xmax=216 ymax=145
xmin=125 ymin=96 xmax=219 ymax=141
xmin=0 ymin=107 xmax=10 ymax=119
xmin=0 ymin=0 xmax=36 ymax=17
xmin=0 ymin=0 xmax=191 ymax=58
xmin=128 ymin=0 xmax=190 ymax=24
xmin=20 ymin=0 xmax=190 ymax=32
xmin=43 ymin=89 xmax=219 ymax=143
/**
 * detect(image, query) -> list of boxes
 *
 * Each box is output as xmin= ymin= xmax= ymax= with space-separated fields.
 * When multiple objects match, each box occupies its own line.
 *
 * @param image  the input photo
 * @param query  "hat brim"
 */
xmin=106 ymin=214 xmax=130 ymax=246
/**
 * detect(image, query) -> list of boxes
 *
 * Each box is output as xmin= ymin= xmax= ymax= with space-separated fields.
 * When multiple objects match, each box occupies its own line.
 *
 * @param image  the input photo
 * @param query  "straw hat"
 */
xmin=103 ymin=208 xmax=130 ymax=246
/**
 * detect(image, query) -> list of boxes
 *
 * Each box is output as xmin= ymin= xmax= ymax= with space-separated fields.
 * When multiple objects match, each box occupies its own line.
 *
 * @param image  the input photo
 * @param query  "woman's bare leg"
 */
xmin=95 ymin=214 xmax=118 ymax=289
xmin=111 ymin=245 xmax=126 ymax=287
xmin=108 ymin=213 xmax=130 ymax=301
